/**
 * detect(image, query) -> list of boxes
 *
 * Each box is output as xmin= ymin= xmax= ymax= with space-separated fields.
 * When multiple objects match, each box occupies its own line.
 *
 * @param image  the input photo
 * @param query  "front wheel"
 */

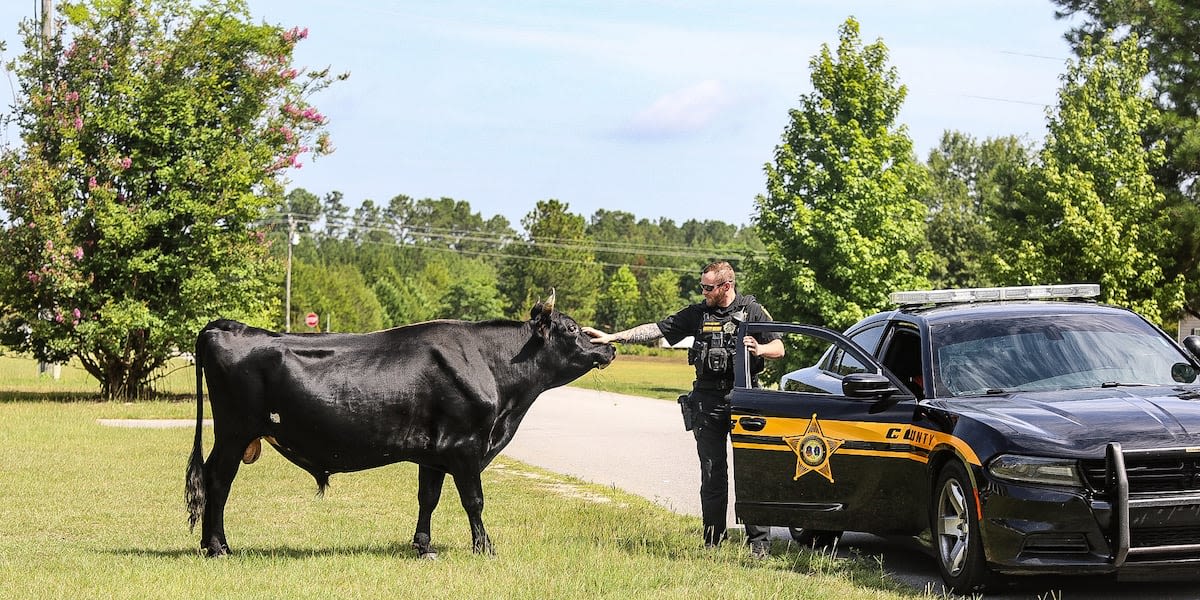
xmin=932 ymin=461 xmax=993 ymax=594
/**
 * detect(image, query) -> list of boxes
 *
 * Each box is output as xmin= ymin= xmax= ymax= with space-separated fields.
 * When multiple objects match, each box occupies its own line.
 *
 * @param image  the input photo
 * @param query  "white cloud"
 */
xmin=618 ymin=80 xmax=738 ymax=139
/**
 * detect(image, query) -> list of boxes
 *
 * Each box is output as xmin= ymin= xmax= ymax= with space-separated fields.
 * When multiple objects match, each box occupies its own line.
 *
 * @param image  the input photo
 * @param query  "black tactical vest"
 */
xmin=688 ymin=295 xmax=763 ymax=382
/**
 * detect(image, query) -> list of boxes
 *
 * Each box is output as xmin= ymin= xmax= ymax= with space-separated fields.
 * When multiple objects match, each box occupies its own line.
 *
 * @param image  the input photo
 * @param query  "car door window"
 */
xmin=878 ymin=325 xmax=924 ymax=399
xmin=839 ymin=325 xmax=885 ymax=375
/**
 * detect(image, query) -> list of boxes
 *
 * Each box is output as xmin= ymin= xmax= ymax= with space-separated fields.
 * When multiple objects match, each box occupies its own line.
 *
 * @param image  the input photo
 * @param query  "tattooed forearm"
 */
xmin=615 ymin=323 xmax=663 ymax=344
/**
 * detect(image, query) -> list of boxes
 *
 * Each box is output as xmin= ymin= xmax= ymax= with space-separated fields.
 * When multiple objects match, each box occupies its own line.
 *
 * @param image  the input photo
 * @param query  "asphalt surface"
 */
xmin=500 ymin=386 xmax=1200 ymax=599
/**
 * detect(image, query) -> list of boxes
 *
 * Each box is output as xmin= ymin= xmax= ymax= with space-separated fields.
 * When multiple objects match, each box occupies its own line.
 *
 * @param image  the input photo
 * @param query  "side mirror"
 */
xmin=843 ymin=372 xmax=903 ymax=414
xmin=842 ymin=372 xmax=898 ymax=398
xmin=1172 ymin=362 xmax=1198 ymax=384
xmin=1184 ymin=336 xmax=1200 ymax=361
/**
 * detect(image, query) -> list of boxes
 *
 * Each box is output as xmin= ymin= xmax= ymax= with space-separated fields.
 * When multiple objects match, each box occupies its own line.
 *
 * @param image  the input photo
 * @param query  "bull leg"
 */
xmin=201 ymin=440 xmax=244 ymax=557
xmin=451 ymin=470 xmax=493 ymax=555
xmin=412 ymin=465 xmax=445 ymax=559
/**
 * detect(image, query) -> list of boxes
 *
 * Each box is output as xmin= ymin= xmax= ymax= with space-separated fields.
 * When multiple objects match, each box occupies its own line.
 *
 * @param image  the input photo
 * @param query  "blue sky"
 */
xmin=0 ymin=1 xmax=1075 ymax=228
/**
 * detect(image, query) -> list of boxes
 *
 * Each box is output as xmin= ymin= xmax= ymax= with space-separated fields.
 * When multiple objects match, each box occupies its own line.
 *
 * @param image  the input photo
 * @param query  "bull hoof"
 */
xmin=203 ymin=544 xmax=231 ymax=558
xmin=412 ymin=533 xmax=437 ymax=559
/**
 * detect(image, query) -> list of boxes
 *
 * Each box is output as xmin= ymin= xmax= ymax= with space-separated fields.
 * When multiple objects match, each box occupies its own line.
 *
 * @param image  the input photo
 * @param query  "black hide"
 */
xmin=184 ymin=300 xmax=614 ymax=558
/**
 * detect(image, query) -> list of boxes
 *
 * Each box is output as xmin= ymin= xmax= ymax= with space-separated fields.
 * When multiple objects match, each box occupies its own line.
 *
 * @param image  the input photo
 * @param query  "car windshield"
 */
xmin=931 ymin=312 xmax=1196 ymax=397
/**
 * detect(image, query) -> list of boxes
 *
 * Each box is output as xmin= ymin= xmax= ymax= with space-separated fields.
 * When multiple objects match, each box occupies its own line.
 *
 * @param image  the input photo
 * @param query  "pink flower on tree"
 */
xmin=73 ymin=246 xmax=84 ymax=260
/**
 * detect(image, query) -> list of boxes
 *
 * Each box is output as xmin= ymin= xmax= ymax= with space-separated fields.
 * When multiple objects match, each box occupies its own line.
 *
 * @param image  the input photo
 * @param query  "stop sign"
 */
xmin=304 ymin=312 xmax=319 ymax=328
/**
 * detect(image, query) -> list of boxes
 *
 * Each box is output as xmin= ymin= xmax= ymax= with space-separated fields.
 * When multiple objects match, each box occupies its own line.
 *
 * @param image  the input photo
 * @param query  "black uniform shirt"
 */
xmin=656 ymin=293 xmax=780 ymax=348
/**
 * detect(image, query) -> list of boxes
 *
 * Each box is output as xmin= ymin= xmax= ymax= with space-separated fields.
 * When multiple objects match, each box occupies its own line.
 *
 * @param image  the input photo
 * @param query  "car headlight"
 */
xmin=988 ymin=454 xmax=1082 ymax=487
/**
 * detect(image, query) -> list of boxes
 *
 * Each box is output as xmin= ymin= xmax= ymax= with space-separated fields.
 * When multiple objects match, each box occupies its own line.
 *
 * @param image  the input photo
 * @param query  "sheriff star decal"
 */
xmin=783 ymin=414 xmax=845 ymax=483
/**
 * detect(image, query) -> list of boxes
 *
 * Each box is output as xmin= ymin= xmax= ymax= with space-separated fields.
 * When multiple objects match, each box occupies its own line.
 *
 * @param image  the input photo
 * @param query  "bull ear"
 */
xmin=529 ymin=289 xmax=555 ymax=339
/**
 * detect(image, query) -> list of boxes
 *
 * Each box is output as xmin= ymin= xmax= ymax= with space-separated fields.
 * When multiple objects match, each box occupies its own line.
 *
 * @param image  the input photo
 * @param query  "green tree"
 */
xmin=322 ymin=191 xmax=350 ymax=239
xmin=639 ymin=270 xmax=684 ymax=326
xmin=989 ymin=35 xmax=1183 ymax=326
xmin=924 ymin=132 xmax=1030 ymax=288
xmin=290 ymin=261 xmax=383 ymax=332
xmin=1052 ymin=1 xmax=1200 ymax=319
xmin=281 ymin=188 xmax=321 ymax=233
xmin=1053 ymin=1 xmax=1200 ymax=201
xmin=500 ymin=199 xmax=601 ymax=321
xmin=371 ymin=277 xmax=407 ymax=328
xmin=748 ymin=17 xmax=933 ymax=333
xmin=595 ymin=265 xmax=641 ymax=331
xmin=0 ymin=0 xmax=338 ymax=398
xmin=438 ymin=278 xmax=506 ymax=321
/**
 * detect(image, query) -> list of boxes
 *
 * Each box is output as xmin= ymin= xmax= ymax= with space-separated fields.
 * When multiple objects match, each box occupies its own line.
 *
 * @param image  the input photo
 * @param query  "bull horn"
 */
xmin=544 ymin=288 xmax=556 ymax=312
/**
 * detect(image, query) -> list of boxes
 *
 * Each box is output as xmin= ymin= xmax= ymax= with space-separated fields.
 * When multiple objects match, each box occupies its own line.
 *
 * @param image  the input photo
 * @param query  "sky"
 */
xmin=0 ymin=1 xmax=1077 ymax=229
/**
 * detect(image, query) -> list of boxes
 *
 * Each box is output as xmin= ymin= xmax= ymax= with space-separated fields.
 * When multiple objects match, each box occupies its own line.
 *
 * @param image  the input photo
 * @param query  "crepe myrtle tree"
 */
xmin=0 ymin=0 xmax=342 ymax=399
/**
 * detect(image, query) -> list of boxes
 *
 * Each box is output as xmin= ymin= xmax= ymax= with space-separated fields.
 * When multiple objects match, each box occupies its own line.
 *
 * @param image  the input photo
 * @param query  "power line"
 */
xmin=998 ymin=50 xmax=1068 ymax=62
xmin=963 ymin=94 xmax=1051 ymax=108
xmin=265 ymin=214 xmax=744 ymax=258
xmin=260 ymin=214 xmax=751 ymax=262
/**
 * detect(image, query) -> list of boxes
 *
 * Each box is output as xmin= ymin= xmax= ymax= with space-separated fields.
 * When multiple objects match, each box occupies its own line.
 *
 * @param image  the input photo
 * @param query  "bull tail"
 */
xmin=185 ymin=327 xmax=208 ymax=533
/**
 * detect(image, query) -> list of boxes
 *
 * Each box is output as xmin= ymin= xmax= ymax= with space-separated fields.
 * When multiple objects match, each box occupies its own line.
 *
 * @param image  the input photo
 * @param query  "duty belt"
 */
xmin=693 ymin=379 xmax=734 ymax=391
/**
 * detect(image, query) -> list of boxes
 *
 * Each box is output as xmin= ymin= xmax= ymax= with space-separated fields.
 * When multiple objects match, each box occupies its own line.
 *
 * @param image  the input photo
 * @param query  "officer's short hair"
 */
xmin=702 ymin=261 xmax=735 ymax=284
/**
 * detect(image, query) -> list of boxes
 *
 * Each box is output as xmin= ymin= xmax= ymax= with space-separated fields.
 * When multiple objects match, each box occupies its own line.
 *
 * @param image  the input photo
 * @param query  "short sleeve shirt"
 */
xmin=655 ymin=294 xmax=781 ymax=346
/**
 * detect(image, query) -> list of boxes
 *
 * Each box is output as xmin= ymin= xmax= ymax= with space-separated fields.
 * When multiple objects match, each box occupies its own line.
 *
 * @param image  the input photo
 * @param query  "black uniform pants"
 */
xmin=692 ymin=386 xmax=769 ymax=547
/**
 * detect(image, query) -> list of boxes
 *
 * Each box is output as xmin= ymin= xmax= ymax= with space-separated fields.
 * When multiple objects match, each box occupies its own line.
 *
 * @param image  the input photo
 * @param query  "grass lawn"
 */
xmin=0 ymin=351 xmax=934 ymax=599
xmin=0 ymin=400 xmax=924 ymax=600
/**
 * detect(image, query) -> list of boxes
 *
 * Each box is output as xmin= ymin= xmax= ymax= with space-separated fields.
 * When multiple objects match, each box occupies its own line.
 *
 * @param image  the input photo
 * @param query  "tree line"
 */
xmin=266 ymin=191 xmax=762 ymax=334
xmin=0 ymin=0 xmax=1197 ymax=399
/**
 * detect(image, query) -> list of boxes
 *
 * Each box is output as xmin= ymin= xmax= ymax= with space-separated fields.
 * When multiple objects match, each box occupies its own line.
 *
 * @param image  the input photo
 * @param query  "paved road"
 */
xmin=501 ymin=386 xmax=1200 ymax=599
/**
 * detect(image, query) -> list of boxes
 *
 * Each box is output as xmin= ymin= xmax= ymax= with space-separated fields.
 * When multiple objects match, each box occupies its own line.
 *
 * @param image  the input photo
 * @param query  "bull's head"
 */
xmin=527 ymin=289 xmax=614 ymax=377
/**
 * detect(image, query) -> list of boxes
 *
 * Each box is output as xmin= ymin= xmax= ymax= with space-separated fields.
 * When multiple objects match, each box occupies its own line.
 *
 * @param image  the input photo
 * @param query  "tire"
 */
xmin=932 ymin=461 xmax=993 ymax=594
xmin=788 ymin=527 xmax=841 ymax=549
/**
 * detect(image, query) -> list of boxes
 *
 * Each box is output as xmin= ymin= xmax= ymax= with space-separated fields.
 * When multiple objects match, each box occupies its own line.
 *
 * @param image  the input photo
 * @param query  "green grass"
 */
xmin=0 ymin=400 xmax=925 ymax=599
xmin=571 ymin=351 xmax=696 ymax=400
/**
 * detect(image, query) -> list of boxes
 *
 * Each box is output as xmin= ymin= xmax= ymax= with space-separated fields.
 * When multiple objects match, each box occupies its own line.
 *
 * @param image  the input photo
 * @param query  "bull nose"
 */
xmin=593 ymin=345 xmax=616 ymax=368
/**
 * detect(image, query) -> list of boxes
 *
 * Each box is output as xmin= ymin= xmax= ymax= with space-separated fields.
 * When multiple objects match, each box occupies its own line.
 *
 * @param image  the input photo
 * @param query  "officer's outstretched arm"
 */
xmin=584 ymin=323 xmax=664 ymax=345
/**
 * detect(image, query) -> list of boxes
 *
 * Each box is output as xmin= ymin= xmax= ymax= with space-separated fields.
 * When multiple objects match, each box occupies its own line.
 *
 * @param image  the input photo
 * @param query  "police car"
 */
xmin=727 ymin=285 xmax=1200 ymax=594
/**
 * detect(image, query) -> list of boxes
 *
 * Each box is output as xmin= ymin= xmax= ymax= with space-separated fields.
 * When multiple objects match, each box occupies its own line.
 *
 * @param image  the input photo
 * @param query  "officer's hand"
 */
xmin=582 ymin=326 xmax=615 ymax=345
xmin=744 ymin=335 xmax=760 ymax=356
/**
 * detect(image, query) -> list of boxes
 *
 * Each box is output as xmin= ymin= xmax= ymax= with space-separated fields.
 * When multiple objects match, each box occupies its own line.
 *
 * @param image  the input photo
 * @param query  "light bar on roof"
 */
xmin=889 ymin=284 xmax=1101 ymax=306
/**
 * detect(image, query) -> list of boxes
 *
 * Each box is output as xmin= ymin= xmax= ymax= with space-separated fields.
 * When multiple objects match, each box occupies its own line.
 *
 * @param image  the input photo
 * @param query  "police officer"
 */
xmin=583 ymin=261 xmax=784 ymax=557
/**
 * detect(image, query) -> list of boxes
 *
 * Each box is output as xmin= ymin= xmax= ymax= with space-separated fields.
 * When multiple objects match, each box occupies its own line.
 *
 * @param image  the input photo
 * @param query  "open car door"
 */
xmin=729 ymin=322 xmax=924 ymax=535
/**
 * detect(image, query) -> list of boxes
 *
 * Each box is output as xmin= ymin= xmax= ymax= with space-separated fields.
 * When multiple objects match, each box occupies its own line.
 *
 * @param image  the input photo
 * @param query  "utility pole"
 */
xmin=37 ymin=0 xmax=59 ymax=380
xmin=41 ymin=0 xmax=53 ymax=47
xmin=285 ymin=213 xmax=297 ymax=331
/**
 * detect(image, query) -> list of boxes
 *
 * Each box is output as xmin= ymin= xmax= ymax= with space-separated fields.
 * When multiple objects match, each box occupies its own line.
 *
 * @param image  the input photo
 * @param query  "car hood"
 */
xmin=929 ymin=386 xmax=1200 ymax=456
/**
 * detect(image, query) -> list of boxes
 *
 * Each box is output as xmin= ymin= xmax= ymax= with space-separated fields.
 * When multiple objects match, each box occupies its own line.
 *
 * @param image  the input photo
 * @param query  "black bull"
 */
xmin=184 ymin=295 xmax=615 ymax=557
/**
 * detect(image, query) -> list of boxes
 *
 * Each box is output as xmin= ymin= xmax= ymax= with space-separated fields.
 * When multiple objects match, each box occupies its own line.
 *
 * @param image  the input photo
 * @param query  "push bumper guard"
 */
xmin=1106 ymin=442 xmax=1200 ymax=569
